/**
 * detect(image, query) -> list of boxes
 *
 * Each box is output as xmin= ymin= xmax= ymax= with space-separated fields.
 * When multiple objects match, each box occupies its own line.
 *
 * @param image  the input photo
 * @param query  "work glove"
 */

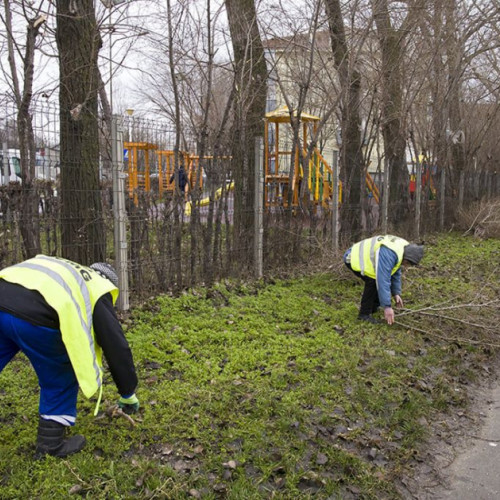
xmin=118 ymin=394 xmax=140 ymax=414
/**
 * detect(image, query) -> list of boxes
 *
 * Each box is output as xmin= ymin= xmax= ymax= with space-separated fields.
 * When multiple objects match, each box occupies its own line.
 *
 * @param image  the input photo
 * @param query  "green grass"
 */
xmin=0 ymin=233 xmax=499 ymax=499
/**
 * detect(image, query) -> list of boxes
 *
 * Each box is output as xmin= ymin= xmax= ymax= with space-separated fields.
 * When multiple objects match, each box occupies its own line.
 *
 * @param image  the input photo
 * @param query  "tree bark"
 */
xmin=444 ymin=0 xmax=466 ymax=194
xmin=372 ymin=0 xmax=409 ymax=224
xmin=225 ymin=0 xmax=267 ymax=269
xmin=166 ymin=0 xmax=183 ymax=290
xmin=3 ymin=2 xmax=43 ymax=258
xmin=56 ymin=0 xmax=105 ymax=264
xmin=324 ymin=0 xmax=363 ymax=240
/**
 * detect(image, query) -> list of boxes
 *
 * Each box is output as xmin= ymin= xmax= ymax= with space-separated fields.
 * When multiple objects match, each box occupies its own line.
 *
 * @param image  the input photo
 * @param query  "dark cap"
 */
xmin=90 ymin=262 xmax=119 ymax=287
xmin=403 ymin=244 xmax=424 ymax=265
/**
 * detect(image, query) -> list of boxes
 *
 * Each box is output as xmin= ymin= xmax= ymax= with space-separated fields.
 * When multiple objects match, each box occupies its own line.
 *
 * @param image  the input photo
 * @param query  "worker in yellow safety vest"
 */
xmin=343 ymin=235 xmax=424 ymax=325
xmin=0 ymin=256 xmax=139 ymax=458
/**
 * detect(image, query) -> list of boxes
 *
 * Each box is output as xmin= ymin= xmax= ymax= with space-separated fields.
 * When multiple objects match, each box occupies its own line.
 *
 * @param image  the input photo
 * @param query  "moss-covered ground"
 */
xmin=0 ymin=233 xmax=498 ymax=499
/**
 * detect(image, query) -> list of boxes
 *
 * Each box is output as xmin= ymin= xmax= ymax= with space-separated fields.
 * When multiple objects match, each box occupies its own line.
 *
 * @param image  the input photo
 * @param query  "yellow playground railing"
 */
xmin=365 ymin=172 xmax=379 ymax=203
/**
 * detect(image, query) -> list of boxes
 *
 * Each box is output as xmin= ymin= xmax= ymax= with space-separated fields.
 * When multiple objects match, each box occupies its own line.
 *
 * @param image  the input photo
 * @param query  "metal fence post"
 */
xmin=332 ymin=151 xmax=339 ymax=252
xmin=254 ymin=137 xmax=264 ymax=279
xmin=111 ymin=116 xmax=129 ymax=311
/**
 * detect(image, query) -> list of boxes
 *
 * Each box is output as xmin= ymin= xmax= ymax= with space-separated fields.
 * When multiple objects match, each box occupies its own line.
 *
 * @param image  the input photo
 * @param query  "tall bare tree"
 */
xmin=56 ymin=0 xmax=105 ymax=264
xmin=371 ymin=0 xmax=411 ymax=224
xmin=225 ymin=0 xmax=267 ymax=268
xmin=2 ymin=0 xmax=46 ymax=258
xmin=324 ymin=0 xmax=363 ymax=239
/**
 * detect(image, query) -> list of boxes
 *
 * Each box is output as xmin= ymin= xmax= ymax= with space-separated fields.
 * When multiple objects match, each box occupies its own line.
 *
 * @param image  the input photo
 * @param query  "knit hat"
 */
xmin=90 ymin=262 xmax=119 ymax=288
xmin=403 ymin=244 xmax=424 ymax=265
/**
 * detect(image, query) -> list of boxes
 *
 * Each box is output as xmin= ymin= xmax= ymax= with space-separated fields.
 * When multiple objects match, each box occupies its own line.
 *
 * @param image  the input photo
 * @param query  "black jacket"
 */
xmin=169 ymin=167 xmax=188 ymax=191
xmin=0 ymin=279 xmax=138 ymax=396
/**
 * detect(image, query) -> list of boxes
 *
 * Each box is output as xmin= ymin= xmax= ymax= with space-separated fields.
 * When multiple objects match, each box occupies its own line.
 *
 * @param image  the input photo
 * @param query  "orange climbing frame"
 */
xmin=124 ymin=141 xmax=158 ymax=205
xmin=156 ymin=150 xmax=206 ymax=198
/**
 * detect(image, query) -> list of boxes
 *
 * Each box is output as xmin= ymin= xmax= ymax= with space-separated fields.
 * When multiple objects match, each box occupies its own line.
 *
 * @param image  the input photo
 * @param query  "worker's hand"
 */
xmin=384 ymin=307 xmax=395 ymax=325
xmin=118 ymin=394 xmax=140 ymax=414
xmin=394 ymin=295 xmax=404 ymax=308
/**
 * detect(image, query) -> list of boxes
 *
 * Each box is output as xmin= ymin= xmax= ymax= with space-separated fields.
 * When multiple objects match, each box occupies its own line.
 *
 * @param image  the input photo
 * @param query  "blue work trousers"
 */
xmin=0 ymin=310 xmax=78 ymax=425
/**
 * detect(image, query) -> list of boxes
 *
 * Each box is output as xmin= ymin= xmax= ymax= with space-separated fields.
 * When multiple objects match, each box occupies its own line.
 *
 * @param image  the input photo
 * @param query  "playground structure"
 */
xmin=264 ymin=106 xmax=338 ymax=209
xmin=124 ymin=142 xmax=156 ymax=205
xmin=185 ymin=181 xmax=235 ymax=216
xmin=124 ymin=107 xmax=342 ymax=211
xmin=365 ymin=171 xmax=380 ymax=203
xmin=125 ymin=142 xmax=205 ymax=205
xmin=409 ymin=154 xmax=437 ymax=200
xmin=123 ymin=108 xmax=405 ymax=210
xmin=264 ymin=106 xmax=385 ymax=209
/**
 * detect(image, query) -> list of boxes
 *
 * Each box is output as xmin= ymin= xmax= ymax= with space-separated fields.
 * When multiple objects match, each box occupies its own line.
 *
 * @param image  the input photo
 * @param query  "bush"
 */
xmin=458 ymin=199 xmax=500 ymax=238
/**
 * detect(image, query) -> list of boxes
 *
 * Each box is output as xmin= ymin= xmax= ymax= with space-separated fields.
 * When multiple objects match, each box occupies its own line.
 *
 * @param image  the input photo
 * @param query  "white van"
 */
xmin=0 ymin=148 xmax=60 ymax=185
xmin=0 ymin=149 xmax=21 ymax=184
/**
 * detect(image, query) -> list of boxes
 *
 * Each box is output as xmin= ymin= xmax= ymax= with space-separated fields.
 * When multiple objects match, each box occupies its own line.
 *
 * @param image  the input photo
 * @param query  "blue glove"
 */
xmin=118 ymin=394 xmax=140 ymax=414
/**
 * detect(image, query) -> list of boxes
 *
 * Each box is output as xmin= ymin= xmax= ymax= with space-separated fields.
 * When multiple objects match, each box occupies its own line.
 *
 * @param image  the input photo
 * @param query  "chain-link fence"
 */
xmin=0 ymin=98 xmax=498 ymax=309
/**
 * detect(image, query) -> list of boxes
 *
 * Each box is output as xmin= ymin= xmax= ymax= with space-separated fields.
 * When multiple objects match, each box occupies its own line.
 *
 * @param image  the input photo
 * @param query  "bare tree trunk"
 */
xmin=324 ymin=0 xmax=363 ymax=240
xmin=444 ymin=0 xmax=465 ymax=194
xmin=208 ymin=83 xmax=235 ymax=284
xmin=225 ymin=0 xmax=267 ymax=271
xmin=372 ymin=0 xmax=409 ymax=225
xmin=56 ymin=0 xmax=105 ymax=264
xmin=166 ymin=0 xmax=183 ymax=291
xmin=3 ymin=2 xmax=44 ymax=258
xmin=190 ymin=0 xmax=214 ymax=286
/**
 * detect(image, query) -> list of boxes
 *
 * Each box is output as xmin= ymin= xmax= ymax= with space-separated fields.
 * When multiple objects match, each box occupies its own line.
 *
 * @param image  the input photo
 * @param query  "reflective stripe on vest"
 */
xmin=0 ymin=255 xmax=118 ymax=399
xmin=16 ymin=257 xmax=98 ymax=386
xmin=357 ymin=236 xmax=378 ymax=276
xmin=350 ymin=235 xmax=408 ymax=279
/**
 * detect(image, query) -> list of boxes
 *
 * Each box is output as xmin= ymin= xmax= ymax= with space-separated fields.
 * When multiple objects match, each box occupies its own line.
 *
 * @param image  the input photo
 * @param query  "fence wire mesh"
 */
xmin=0 ymin=98 xmax=498 ymax=307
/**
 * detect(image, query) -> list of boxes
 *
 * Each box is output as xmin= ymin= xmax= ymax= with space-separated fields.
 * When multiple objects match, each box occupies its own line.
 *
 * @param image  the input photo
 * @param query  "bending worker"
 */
xmin=344 ymin=235 xmax=424 ymax=325
xmin=0 ymin=255 xmax=139 ymax=458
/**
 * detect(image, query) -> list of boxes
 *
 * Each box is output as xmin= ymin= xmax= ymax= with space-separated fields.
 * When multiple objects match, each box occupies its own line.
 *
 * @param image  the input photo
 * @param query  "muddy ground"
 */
xmin=397 ymin=359 xmax=500 ymax=499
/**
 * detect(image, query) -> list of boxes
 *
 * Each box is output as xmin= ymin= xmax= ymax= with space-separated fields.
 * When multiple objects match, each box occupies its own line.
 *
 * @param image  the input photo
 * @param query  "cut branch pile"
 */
xmin=395 ymin=296 xmax=500 ymax=347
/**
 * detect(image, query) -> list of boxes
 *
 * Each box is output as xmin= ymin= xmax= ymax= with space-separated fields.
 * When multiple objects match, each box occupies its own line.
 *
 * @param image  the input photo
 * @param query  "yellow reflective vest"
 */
xmin=350 ymin=235 xmax=408 ymax=279
xmin=0 ymin=255 xmax=118 ymax=399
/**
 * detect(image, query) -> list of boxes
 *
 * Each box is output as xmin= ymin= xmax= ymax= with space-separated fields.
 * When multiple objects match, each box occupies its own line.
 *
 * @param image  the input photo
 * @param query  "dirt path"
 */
xmin=402 ymin=369 xmax=500 ymax=500
xmin=432 ymin=381 xmax=500 ymax=499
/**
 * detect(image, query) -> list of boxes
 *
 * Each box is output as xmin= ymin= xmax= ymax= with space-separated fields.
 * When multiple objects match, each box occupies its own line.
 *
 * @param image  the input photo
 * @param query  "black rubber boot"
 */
xmin=357 ymin=314 xmax=383 ymax=324
xmin=35 ymin=417 xmax=86 ymax=459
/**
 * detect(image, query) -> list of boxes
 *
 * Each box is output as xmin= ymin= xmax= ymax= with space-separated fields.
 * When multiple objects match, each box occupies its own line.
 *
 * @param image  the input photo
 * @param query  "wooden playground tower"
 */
xmin=264 ymin=106 xmax=338 ymax=209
